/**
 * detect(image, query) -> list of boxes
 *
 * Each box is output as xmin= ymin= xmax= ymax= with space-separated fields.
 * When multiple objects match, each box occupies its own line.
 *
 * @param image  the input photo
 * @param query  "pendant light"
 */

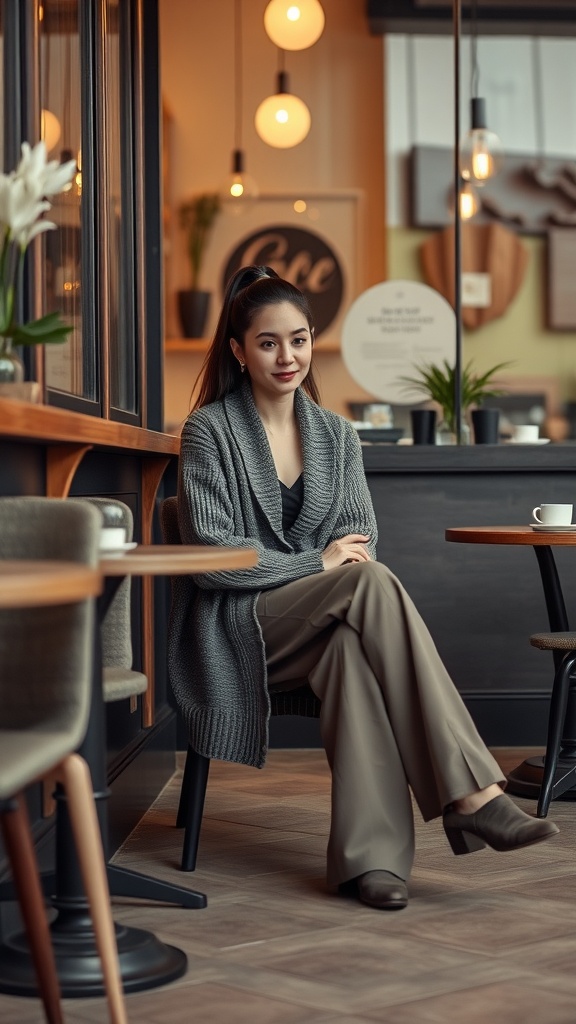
xmin=220 ymin=0 xmax=258 ymax=215
xmin=460 ymin=0 xmax=502 ymax=186
xmin=449 ymin=177 xmax=480 ymax=221
xmin=264 ymin=0 xmax=325 ymax=51
xmin=255 ymin=50 xmax=311 ymax=149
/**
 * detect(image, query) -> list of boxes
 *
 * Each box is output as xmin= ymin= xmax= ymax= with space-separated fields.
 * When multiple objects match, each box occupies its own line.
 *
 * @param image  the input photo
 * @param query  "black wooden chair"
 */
xmin=160 ymin=495 xmax=322 ymax=870
xmin=530 ymin=631 xmax=576 ymax=818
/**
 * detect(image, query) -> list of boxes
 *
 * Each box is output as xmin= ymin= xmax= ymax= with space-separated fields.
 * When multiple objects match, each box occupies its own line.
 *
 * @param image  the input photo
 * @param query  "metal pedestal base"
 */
xmin=0 ymin=918 xmax=187 ymax=998
xmin=506 ymin=755 xmax=576 ymax=800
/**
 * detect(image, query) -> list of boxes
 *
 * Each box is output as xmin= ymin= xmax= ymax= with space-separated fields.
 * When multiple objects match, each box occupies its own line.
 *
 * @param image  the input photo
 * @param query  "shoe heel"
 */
xmin=444 ymin=824 xmax=486 ymax=856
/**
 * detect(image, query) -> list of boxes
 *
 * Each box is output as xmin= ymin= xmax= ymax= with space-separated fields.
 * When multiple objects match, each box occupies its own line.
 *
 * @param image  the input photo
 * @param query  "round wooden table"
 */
xmin=0 ymin=560 xmax=101 ymax=607
xmin=33 ymin=544 xmax=258 ymax=997
xmin=446 ymin=525 xmax=576 ymax=801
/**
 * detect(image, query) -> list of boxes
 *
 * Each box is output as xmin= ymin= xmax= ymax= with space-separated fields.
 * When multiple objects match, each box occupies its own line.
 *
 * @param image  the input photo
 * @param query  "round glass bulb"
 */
xmin=255 ymin=92 xmax=311 ymax=148
xmin=264 ymin=0 xmax=325 ymax=50
xmin=460 ymin=128 xmax=503 ymax=187
xmin=219 ymin=171 xmax=259 ymax=217
xmin=459 ymin=181 xmax=480 ymax=220
xmin=41 ymin=108 xmax=61 ymax=153
xmin=448 ymin=179 xmax=480 ymax=221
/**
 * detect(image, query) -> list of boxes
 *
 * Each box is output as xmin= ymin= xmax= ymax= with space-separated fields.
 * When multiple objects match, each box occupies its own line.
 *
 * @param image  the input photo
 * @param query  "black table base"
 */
xmin=506 ymin=755 xmax=576 ymax=801
xmin=0 ymin=919 xmax=187 ymax=998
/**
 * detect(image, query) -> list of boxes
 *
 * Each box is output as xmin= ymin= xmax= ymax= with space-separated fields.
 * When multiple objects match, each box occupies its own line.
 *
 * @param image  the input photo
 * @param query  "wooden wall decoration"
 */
xmin=547 ymin=228 xmax=576 ymax=330
xmin=412 ymin=146 xmax=576 ymax=237
xmin=420 ymin=223 xmax=529 ymax=330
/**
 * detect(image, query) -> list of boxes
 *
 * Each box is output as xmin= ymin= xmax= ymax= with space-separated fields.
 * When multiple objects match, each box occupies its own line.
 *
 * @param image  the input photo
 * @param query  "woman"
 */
xmin=171 ymin=265 xmax=558 ymax=911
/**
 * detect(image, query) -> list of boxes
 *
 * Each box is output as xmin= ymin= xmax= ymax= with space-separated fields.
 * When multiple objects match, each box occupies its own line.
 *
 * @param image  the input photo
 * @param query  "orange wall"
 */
xmin=160 ymin=0 xmax=386 ymax=430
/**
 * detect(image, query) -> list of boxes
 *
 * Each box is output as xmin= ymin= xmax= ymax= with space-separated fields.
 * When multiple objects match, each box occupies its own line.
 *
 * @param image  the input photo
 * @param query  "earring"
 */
xmin=239 ymin=362 xmax=246 ymax=373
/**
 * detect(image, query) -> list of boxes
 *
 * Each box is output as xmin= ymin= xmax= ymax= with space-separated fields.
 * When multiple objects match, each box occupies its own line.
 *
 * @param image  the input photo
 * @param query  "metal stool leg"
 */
xmin=538 ymin=650 xmax=576 ymax=818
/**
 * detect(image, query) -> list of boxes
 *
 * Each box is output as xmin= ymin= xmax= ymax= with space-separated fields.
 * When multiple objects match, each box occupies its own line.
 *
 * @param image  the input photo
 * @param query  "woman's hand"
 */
xmin=322 ymin=534 xmax=372 ymax=571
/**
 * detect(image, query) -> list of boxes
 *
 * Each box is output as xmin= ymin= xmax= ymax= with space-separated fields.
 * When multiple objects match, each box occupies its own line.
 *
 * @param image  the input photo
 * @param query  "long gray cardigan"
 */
xmin=170 ymin=378 xmax=378 ymax=768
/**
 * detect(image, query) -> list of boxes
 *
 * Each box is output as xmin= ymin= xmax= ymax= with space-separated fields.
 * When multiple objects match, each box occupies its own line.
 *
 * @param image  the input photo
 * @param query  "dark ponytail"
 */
xmin=192 ymin=265 xmax=321 ymax=409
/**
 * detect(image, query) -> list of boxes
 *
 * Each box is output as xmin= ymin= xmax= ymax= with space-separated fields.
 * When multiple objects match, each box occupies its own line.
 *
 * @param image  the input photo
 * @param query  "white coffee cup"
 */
xmin=513 ymin=424 xmax=539 ymax=443
xmin=99 ymin=526 xmax=126 ymax=549
xmin=532 ymin=504 xmax=573 ymax=526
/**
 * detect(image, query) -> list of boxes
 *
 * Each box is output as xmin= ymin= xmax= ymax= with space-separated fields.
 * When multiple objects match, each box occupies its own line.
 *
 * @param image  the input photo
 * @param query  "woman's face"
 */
xmin=231 ymin=301 xmax=313 ymax=402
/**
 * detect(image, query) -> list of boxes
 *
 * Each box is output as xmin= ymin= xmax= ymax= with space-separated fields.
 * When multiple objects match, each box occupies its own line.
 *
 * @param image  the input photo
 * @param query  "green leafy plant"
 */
xmin=179 ymin=193 xmax=220 ymax=292
xmin=399 ymin=359 xmax=511 ymax=433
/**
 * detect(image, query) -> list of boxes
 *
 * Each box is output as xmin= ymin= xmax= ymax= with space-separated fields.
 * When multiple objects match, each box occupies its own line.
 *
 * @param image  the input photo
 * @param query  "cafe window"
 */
xmin=2 ymin=0 xmax=160 ymax=426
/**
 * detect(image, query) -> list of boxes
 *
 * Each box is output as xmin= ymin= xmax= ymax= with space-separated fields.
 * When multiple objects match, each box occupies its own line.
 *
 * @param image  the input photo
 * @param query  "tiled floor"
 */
xmin=1 ymin=748 xmax=575 ymax=1023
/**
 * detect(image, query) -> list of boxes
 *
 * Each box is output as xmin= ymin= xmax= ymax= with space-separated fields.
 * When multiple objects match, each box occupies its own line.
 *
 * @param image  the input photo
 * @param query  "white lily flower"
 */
xmin=1 ymin=176 xmax=51 ymax=237
xmin=0 ymin=140 xmax=77 ymax=356
xmin=15 ymin=219 xmax=56 ymax=249
xmin=16 ymin=141 xmax=76 ymax=200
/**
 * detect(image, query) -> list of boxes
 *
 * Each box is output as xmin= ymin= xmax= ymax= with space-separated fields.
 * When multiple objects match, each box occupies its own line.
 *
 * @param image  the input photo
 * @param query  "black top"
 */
xmin=279 ymin=474 xmax=304 ymax=532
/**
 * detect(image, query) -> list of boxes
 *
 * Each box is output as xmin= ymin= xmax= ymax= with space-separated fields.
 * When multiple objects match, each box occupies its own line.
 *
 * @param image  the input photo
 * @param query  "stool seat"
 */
xmin=530 ymin=633 xmax=576 ymax=651
xmin=103 ymin=668 xmax=148 ymax=703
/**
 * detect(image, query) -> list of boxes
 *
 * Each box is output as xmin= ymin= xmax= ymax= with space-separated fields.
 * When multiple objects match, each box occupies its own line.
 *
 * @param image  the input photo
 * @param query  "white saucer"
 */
xmin=506 ymin=438 xmax=550 ymax=445
xmin=99 ymin=541 xmax=138 ymax=557
xmin=530 ymin=524 xmax=576 ymax=532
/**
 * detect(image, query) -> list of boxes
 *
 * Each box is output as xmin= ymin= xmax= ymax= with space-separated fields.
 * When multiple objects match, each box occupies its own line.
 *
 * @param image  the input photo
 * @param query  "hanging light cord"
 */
xmin=234 ymin=0 xmax=242 ymax=151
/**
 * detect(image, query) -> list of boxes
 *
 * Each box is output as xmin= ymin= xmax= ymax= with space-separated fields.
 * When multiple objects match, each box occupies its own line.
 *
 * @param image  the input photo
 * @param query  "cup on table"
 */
xmin=99 ymin=527 xmax=126 ymax=550
xmin=513 ymin=424 xmax=539 ymax=443
xmin=532 ymin=504 xmax=573 ymax=526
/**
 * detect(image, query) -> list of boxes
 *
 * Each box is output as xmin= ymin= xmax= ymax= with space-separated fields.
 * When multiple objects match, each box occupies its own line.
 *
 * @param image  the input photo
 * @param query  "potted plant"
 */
xmin=177 ymin=192 xmax=220 ymax=339
xmin=0 ymin=141 xmax=76 ymax=398
xmin=399 ymin=359 xmax=510 ymax=443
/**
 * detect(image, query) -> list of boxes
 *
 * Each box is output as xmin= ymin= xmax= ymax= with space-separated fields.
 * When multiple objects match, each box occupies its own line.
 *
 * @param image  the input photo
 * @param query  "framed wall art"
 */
xmin=200 ymin=190 xmax=365 ymax=348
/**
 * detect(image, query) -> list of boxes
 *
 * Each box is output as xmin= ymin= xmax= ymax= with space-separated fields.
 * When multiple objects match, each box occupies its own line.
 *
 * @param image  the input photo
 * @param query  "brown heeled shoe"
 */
xmin=443 ymin=793 xmax=559 ymax=855
xmin=343 ymin=871 xmax=408 ymax=910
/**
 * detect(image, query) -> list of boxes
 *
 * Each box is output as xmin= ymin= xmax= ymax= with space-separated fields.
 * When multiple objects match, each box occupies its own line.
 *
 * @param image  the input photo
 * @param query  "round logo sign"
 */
xmin=341 ymin=280 xmax=456 ymax=404
xmin=222 ymin=225 xmax=344 ymax=338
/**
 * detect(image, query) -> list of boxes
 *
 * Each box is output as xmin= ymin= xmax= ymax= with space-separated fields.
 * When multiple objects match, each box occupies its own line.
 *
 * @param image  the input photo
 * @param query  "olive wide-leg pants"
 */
xmin=256 ymin=561 xmax=505 ymax=887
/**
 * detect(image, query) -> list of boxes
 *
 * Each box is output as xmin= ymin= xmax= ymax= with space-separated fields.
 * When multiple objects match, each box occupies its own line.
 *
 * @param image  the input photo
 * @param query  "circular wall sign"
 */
xmin=222 ymin=225 xmax=344 ymax=338
xmin=341 ymin=280 xmax=456 ymax=404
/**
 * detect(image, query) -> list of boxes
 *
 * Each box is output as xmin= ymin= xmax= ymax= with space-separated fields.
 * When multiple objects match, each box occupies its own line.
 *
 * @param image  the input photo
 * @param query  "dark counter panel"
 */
xmin=364 ymin=444 xmax=576 ymax=745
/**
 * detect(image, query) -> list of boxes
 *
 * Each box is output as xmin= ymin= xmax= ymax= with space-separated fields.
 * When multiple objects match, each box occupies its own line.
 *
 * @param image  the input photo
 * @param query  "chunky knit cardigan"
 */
xmin=170 ymin=378 xmax=378 ymax=768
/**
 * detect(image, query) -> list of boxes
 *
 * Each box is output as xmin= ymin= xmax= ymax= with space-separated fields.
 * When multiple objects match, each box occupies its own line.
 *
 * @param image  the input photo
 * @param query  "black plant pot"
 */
xmin=177 ymin=290 xmax=211 ymax=339
xmin=471 ymin=407 xmax=500 ymax=444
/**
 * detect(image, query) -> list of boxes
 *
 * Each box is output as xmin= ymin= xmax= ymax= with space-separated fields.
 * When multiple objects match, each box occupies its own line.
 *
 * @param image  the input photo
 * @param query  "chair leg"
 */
xmin=180 ymin=748 xmax=210 ymax=872
xmin=59 ymin=754 xmax=128 ymax=1024
xmin=0 ymin=797 xmax=63 ymax=1024
xmin=176 ymin=743 xmax=195 ymax=828
xmin=537 ymin=650 xmax=576 ymax=818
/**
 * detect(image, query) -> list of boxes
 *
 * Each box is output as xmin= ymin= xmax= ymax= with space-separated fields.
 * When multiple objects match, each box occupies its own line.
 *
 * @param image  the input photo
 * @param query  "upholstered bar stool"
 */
xmin=160 ymin=495 xmax=322 ymax=871
xmin=530 ymin=631 xmax=576 ymax=818
xmin=0 ymin=497 xmax=127 ymax=1024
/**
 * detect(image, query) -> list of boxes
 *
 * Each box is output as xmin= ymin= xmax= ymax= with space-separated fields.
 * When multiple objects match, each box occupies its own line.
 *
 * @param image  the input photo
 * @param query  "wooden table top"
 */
xmin=99 ymin=544 xmax=259 ymax=576
xmin=0 ymin=560 xmax=102 ymax=608
xmin=446 ymin=526 xmax=576 ymax=546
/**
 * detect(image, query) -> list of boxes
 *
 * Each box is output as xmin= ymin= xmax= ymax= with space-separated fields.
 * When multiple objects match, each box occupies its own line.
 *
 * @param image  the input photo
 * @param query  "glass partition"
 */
xmin=102 ymin=0 xmax=138 ymax=417
xmin=40 ymin=1 xmax=95 ymax=399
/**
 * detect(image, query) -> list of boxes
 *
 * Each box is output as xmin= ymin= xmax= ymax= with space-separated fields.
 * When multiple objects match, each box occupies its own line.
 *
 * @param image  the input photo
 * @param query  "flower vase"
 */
xmin=0 ymin=341 xmax=41 ymax=402
xmin=436 ymin=418 xmax=471 ymax=445
xmin=0 ymin=341 xmax=24 ymax=384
